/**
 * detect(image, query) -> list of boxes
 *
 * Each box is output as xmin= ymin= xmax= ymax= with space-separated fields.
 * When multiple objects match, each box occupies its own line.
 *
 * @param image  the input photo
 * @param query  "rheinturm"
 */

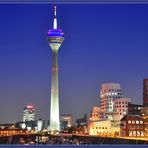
xmin=47 ymin=5 xmax=64 ymax=131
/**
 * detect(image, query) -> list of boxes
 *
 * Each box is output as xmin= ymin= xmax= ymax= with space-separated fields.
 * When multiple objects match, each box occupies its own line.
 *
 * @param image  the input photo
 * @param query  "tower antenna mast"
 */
xmin=53 ymin=0 xmax=57 ymax=29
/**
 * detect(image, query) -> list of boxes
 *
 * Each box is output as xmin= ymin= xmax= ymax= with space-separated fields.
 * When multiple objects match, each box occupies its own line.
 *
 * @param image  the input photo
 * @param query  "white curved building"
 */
xmin=100 ymin=83 xmax=122 ymax=113
xmin=89 ymin=106 xmax=102 ymax=121
xmin=113 ymin=98 xmax=131 ymax=120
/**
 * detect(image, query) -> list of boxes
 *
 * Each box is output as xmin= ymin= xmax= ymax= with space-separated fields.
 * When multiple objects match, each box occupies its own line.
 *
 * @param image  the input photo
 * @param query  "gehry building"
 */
xmin=88 ymin=83 xmax=131 ymax=136
xmin=100 ymin=83 xmax=123 ymax=113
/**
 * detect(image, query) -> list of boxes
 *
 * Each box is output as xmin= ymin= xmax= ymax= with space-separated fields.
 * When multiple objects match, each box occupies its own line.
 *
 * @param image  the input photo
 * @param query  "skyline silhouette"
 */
xmin=0 ymin=4 xmax=148 ymax=123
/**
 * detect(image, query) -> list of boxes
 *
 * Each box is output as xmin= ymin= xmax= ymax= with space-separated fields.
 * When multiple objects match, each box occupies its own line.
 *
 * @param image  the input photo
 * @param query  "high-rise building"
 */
xmin=143 ymin=79 xmax=148 ymax=106
xmin=60 ymin=114 xmax=73 ymax=130
xmin=47 ymin=6 xmax=64 ymax=131
xmin=23 ymin=105 xmax=35 ymax=122
xmin=100 ymin=83 xmax=122 ymax=113
xmin=113 ymin=98 xmax=131 ymax=120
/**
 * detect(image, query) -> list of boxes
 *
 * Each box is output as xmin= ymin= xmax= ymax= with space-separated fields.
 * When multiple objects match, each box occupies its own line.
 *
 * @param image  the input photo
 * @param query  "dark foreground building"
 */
xmin=128 ymin=103 xmax=143 ymax=116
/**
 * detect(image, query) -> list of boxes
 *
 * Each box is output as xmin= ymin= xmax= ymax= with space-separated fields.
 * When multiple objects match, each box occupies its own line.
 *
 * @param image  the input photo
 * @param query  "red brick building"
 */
xmin=120 ymin=115 xmax=144 ymax=137
xmin=143 ymin=79 xmax=148 ymax=106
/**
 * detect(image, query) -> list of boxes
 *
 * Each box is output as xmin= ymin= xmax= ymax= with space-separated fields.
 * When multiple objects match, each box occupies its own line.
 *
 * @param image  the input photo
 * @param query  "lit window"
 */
xmin=141 ymin=131 xmax=144 ymax=136
xmin=137 ymin=131 xmax=140 ymax=136
xmin=129 ymin=131 xmax=132 ymax=136
xmin=128 ymin=120 xmax=131 ymax=124
xmin=133 ymin=131 xmax=136 ymax=136
xmin=140 ymin=121 xmax=143 ymax=124
xmin=136 ymin=121 xmax=139 ymax=124
xmin=132 ymin=121 xmax=135 ymax=124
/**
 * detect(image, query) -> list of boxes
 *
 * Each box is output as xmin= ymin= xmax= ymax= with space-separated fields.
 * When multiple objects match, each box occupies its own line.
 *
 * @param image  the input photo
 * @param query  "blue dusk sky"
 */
xmin=0 ymin=4 xmax=148 ymax=123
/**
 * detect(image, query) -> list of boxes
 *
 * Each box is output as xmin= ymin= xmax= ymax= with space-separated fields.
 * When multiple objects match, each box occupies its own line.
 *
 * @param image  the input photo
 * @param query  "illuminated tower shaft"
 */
xmin=48 ymin=6 xmax=64 ymax=131
xmin=50 ymin=47 xmax=59 ymax=130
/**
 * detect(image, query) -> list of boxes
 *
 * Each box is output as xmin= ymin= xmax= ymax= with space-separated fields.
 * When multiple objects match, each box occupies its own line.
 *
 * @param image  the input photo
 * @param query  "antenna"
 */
xmin=54 ymin=5 xmax=56 ymax=18
xmin=53 ymin=3 xmax=57 ymax=29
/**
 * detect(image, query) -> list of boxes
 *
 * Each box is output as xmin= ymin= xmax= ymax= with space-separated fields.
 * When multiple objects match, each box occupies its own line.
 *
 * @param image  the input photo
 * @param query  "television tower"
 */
xmin=47 ymin=5 xmax=64 ymax=131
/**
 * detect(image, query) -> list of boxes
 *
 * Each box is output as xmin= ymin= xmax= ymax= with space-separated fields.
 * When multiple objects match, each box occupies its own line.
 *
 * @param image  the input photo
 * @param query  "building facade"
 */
xmin=143 ymin=79 xmax=148 ymax=106
xmin=23 ymin=105 xmax=35 ymax=122
xmin=88 ymin=120 xmax=120 ymax=137
xmin=89 ymin=106 xmax=102 ymax=121
xmin=100 ymin=83 xmax=122 ymax=113
xmin=60 ymin=114 xmax=73 ymax=130
xmin=141 ymin=106 xmax=148 ymax=137
xmin=128 ymin=103 xmax=143 ymax=116
xmin=0 ymin=124 xmax=30 ymax=136
xmin=113 ymin=98 xmax=131 ymax=121
xmin=120 ymin=115 xmax=144 ymax=137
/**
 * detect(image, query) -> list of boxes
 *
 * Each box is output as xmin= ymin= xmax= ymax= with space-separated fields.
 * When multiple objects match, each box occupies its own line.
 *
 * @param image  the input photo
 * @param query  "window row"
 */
xmin=128 ymin=125 xmax=143 ymax=129
xmin=129 ymin=130 xmax=144 ymax=137
xmin=103 ymin=89 xmax=122 ymax=92
xmin=128 ymin=120 xmax=143 ymax=124
xmin=114 ymin=102 xmax=128 ymax=104
xmin=96 ymin=127 xmax=108 ymax=130
xmin=104 ymin=96 xmax=122 ymax=99
xmin=114 ymin=105 xmax=128 ymax=108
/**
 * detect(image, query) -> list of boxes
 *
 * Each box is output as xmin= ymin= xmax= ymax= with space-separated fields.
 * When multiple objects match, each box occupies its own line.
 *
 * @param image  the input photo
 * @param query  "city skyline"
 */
xmin=0 ymin=4 xmax=148 ymax=123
